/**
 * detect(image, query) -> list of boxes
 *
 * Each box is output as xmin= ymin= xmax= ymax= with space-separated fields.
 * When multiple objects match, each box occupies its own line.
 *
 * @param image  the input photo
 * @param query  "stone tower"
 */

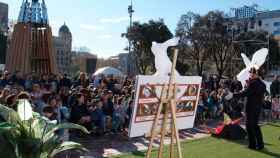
xmin=6 ymin=0 xmax=57 ymax=74
xmin=53 ymin=23 xmax=72 ymax=74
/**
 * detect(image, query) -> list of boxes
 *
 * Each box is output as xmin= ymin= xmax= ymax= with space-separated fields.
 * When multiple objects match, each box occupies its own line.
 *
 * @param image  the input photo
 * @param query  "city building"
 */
xmin=0 ymin=2 xmax=8 ymax=65
xmin=72 ymin=51 xmax=98 ymax=74
xmin=118 ymin=53 xmax=129 ymax=74
xmin=6 ymin=0 xmax=57 ymax=74
xmin=96 ymin=56 xmax=120 ymax=70
xmin=227 ymin=5 xmax=280 ymax=42
xmin=52 ymin=23 xmax=72 ymax=74
xmin=96 ymin=53 xmax=138 ymax=76
xmin=0 ymin=2 xmax=8 ymax=33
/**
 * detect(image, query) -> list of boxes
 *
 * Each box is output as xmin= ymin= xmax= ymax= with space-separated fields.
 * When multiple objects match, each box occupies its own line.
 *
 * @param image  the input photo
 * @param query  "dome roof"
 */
xmin=59 ymin=23 xmax=70 ymax=34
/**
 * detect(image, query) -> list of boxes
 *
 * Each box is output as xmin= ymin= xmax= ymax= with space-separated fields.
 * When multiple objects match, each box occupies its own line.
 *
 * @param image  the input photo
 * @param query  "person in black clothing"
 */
xmin=11 ymin=71 xmax=25 ymax=88
xmin=0 ymin=71 xmax=12 ymax=88
xmin=230 ymin=77 xmax=243 ymax=93
xmin=234 ymin=67 xmax=266 ymax=150
xmin=270 ymin=75 xmax=280 ymax=97
xmin=101 ymin=90 xmax=114 ymax=117
xmin=59 ymin=74 xmax=72 ymax=88
xmin=69 ymin=93 xmax=91 ymax=130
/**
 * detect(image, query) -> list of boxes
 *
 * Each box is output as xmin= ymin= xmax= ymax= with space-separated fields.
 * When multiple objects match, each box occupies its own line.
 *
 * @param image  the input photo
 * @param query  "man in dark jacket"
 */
xmin=234 ymin=67 xmax=266 ymax=150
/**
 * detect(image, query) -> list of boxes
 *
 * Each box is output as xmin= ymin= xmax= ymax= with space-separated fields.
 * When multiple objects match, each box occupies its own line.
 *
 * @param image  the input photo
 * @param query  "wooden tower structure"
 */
xmin=6 ymin=0 xmax=57 ymax=74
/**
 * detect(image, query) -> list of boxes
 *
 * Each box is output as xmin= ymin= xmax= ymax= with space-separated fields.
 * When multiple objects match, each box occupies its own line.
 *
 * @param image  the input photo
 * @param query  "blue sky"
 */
xmin=1 ymin=0 xmax=279 ymax=57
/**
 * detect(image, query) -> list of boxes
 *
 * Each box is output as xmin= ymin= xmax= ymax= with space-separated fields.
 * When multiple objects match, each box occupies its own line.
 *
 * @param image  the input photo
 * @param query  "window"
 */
xmin=273 ymin=30 xmax=280 ymax=35
xmin=258 ymin=20 xmax=262 ymax=27
xmin=274 ymin=22 xmax=280 ymax=27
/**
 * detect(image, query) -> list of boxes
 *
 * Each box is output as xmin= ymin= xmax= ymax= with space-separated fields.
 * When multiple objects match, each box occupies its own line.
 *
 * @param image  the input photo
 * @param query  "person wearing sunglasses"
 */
xmin=234 ymin=67 xmax=266 ymax=150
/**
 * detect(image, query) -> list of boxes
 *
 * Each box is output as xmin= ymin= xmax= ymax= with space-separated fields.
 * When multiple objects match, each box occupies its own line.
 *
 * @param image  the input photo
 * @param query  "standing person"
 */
xmin=270 ymin=75 xmax=280 ymax=98
xmin=234 ymin=67 xmax=266 ymax=150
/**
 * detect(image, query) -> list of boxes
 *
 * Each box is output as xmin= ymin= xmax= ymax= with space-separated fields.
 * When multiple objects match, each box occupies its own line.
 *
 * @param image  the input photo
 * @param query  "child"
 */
xmin=112 ymin=97 xmax=126 ymax=133
xmin=42 ymin=106 xmax=57 ymax=121
xmin=272 ymin=97 xmax=280 ymax=119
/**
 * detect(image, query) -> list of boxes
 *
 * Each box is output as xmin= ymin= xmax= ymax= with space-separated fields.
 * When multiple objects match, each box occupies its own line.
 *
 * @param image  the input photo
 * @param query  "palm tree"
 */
xmin=0 ymin=99 xmax=89 ymax=158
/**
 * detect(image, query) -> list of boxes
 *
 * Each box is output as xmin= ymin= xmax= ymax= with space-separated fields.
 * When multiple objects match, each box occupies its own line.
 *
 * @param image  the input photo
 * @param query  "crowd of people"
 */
xmin=0 ymin=70 xmax=279 ymax=139
xmin=0 ymin=70 xmax=135 ymax=137
xmin=196 ymin=74 xmax=280 ymax=124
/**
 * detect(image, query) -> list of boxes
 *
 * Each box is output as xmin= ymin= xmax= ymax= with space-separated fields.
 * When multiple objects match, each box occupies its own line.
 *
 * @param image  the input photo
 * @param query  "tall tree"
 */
xmin=235 ymin=31 xmax=280 ymax=69
xmin=198 ymin=11 xmax=236 ymax=78
xmin=122 ymin=19 xmax=173 ymax=74
xmin=175 ymin=12 xmax=208 ymax=76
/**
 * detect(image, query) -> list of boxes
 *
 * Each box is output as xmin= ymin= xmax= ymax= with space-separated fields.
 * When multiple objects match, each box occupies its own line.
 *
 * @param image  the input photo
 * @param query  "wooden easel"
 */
xmin=146 ymin=49 xmax=183 ymax=158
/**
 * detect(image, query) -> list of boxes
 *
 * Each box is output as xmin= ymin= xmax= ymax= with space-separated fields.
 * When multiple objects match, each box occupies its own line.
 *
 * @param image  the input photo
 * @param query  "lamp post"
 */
xmin=128 ymin=0 xmax=134 ymax=75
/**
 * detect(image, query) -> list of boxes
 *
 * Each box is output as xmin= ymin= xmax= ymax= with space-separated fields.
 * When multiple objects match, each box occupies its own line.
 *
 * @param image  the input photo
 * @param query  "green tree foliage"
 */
xmin=122 ymin=19 xmax=173 ymax=74
xmin=176 ymin=11 xmax=238 ymax=78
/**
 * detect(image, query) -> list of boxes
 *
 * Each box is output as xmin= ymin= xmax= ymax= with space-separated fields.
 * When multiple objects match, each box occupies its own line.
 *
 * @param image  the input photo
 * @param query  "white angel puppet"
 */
xmin=151 ymin=37 xmax=180 ymax=76
xmin=237 ymin=48 xmax=271 ymax=93
xmin=150 ymin=37 xmax=187 ymax=100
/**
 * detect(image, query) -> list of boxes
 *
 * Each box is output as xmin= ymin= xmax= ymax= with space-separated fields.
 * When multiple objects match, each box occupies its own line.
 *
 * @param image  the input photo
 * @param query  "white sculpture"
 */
xmin=237 ymin=48 xmax=271 ymax=93
xmin=151 ymin=37 xmax=180 ymax=76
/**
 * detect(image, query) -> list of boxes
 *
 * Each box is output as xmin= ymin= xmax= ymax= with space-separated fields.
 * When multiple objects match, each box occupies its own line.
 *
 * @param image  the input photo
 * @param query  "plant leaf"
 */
xmin=43 ymin=123 xmax=89 ymax=143
xmin=0 ymin=104 xmax=21 ymax=124
xmin=49 ymin=141 xmax=88 ymax=157
xmin=0 ymin=122 xmax=16 ymax=133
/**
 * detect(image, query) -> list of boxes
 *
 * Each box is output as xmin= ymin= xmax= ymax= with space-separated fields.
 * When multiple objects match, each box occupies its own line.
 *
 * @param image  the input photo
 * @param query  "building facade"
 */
xmin=0 ymin=2 xmax=8 ymax=65
xmin=227 ymin=5 xmax=280 ymax=42
xmin=52 ymin=23 xmax=72 ymax=74
xmin=96 ymin=53 xmax=138 ymax=76
xmin=0 ymin=2 xmax=8 ymax=33
xmin=73 ymin=51 xmax=98 ymax=74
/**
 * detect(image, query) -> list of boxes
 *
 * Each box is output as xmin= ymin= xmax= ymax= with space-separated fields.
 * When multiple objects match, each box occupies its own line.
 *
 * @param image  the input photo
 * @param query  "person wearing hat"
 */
xmin=234 ymin=67 xmax=266 ymax=150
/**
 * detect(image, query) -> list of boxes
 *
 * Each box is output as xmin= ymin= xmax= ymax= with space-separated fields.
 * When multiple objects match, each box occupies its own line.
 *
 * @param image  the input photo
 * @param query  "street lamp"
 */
xmin=128 ymin=0 xmax=134 ymax=75
xmin=128 ymin=0 xmax=134 ymax=54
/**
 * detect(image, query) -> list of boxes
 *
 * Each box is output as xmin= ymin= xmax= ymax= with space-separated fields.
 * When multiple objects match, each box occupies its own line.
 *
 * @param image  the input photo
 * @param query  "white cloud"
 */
xmin=100 ymin=16 xmax=148 ymax=24
xmin=80 ymin=24 xmax=105 ymax=31
xmin=97 ymin=34 xmax=113 ymax=39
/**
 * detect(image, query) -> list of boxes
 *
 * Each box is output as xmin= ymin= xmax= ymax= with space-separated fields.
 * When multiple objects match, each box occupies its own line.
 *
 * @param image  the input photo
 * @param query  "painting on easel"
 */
xmin=128 ymin=75 xmax=202 ymax=138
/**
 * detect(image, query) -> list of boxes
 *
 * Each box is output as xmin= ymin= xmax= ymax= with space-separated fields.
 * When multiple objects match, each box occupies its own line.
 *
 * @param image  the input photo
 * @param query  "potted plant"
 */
xmin=0 ymin=99 xmax=89 ymax=158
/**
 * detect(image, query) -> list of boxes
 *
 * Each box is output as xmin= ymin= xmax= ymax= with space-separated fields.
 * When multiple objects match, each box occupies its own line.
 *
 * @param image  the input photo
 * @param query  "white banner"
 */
xmin=128 ymin=75 xmax=202 ymax=138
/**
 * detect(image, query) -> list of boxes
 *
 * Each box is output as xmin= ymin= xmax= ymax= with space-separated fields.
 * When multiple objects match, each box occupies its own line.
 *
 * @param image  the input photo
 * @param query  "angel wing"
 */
xmin=241 ymin=53 xmax=251 ymax=67
xmin=237 ymin=68 xmax=250 ymax=88
xmin=262 ymin=80 xmax=272 ymax=94
xmin=251 ymin=48 xmax=268 ymax=68
xmin=162 ymin=37 xmax=180 ymax=47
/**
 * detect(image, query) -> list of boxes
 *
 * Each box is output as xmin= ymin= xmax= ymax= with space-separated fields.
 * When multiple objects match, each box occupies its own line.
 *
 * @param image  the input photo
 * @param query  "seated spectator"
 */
xmin=125 ymin=100 xmax=133 ymax=128
xmin=207 ymin=91 xmax=219 ymax=118
xmin=30 ymin=83 xmax=44 ymax=113
xmin=112 ymin=97 xmax=126 ymax=133
xmin=69 ymin=93 xmax=91 ymax=130
xmin=0 ymin=87 xmax=10 ymax=104
xmin=102 ymin=90 xmax=114 ymax=117
xmin=0 ymin=71 xmax=13 ymax=88
xmin=11 ymin=71 xmax=25 ymax=88
xmin=5 ymin=94 xmax=17 ymax=109
xmin=89 ymin=99 xmax=106 ymax=135
xmin=43 ymin=106 xmax=57 ymax=121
